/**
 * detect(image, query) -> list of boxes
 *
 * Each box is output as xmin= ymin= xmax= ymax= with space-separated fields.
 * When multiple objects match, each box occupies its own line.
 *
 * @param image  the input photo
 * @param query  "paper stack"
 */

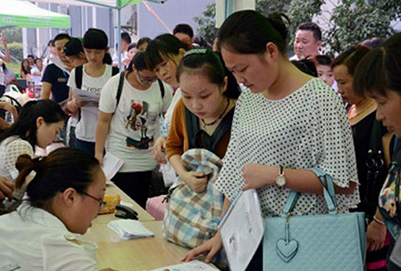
xmin=151 ymin=260 xmax=219 ymax=271
xmin=108 ymin=220 xmax=154 ymax=240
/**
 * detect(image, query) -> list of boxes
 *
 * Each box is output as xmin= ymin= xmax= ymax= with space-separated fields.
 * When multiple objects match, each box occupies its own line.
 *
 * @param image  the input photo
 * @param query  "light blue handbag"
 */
xmin=263 ymin=168 xmax=366 ymax=271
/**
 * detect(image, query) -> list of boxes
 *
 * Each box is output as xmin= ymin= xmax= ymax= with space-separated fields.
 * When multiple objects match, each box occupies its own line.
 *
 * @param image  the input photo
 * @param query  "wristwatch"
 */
xmin=275 ymin=166 xmax=286 ymax=187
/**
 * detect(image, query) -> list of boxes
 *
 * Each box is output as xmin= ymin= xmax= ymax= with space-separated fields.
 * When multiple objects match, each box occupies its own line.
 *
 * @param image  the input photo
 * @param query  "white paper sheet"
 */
xmin=151 ymin=260 xmax=219 ymax=271
xmin=102 ymin=152 xmax=124 ymax=180
xmin=218 ymin=189 xmax=264 ymax=271
xmin=72 ymin=87 xmax=100 ymax=104
xmin=108 ymin=220 xmax=154 ymax=240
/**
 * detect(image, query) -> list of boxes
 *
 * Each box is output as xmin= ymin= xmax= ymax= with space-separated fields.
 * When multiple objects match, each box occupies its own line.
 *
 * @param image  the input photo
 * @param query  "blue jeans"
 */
xmin=75 ymin=138 xmax=95 ymax=157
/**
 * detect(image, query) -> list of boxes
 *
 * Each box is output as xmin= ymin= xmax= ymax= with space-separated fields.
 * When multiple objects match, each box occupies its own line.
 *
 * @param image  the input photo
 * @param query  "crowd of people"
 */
xmin=0 ymin=9 xmax=401 ymax=271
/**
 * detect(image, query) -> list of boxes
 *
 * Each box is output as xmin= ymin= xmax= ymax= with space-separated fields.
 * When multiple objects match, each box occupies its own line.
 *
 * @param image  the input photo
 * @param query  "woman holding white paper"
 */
xmin=184 ymin=10 xmax=359 ymax=270
xmin=67 ymin=29 xmax=118 ymax=156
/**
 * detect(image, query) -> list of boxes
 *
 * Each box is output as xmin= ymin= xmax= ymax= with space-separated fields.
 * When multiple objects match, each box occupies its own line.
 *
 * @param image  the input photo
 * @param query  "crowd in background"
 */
xmin=0 ymin=9 xmax=401 ymax=271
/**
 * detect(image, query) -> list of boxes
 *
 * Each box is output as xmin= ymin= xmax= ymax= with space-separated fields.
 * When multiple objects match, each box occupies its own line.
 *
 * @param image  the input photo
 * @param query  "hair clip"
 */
xmin=183 ymin=48 xmax=208 ymax=58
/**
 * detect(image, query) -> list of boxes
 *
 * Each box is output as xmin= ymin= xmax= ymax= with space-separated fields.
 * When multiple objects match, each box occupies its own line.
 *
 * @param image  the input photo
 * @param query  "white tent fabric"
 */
xmin=0 ymin=0 xmax=70 ymax=28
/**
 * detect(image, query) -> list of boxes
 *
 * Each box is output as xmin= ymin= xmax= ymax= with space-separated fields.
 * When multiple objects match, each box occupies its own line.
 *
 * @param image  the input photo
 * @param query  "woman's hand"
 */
xmin=0 ymin=102 xmax=18 ymax=120
xmin=67 ymin=98 xmax=84 ymax=113
xmin=181 ymin=171 xmax=208 ymax=193
xmin=0 ymin=176 xmax=14 ymax=201
xmin=94 ymin=152 xmax=103 ymax=166
xmin=183 ymin=232 xmax=223 ymax=263
xmin=153 ymin=136 xmax=167 ymax=164
xmin=367 ymin=219 xmax=387 ymax=251
xmin=242 ymin=164 xmax=276 ymax=191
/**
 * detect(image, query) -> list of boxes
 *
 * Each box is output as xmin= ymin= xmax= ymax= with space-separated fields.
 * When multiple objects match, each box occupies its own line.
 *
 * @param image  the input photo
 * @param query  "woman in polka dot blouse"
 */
xmin=184 ymin=10 xmax=360 ymax=269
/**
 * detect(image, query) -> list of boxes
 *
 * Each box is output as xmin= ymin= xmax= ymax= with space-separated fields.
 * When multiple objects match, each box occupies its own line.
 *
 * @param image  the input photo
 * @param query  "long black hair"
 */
xmin=354 ymin=33 xmax=401 ymax=97
xmin=217 ymin=10 xmax=289 ymax=56
xmin=176 ymin=48 xmax=241 ymax=99
xmin=83 ymin=28 xmax=112 ymax=65
xmin=145 ymin=34 xmax=187 ymax=71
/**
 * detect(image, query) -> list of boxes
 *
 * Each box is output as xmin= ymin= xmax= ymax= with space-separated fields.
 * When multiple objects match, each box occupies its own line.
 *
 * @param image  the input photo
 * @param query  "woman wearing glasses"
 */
xmin=95 ymin=51 xmax=171 ymax=208
xmin=0 ymin=100 xmax=65 ymax=212
xmin=0 ymin=148 xmax=116 ymax=271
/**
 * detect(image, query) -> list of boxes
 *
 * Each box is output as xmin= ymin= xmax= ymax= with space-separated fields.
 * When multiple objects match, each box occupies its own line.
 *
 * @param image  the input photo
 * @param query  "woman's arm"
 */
xmin=95 ymin=111 xmax=112 ymax=165
xmin=67 ymin=88 xmax=82 ymax=113
xmin=242 ymin=164 xmax=356 ymax=195
xmin=0 ymin=37 xmax=11 ymax=63
xmin=366 ymin=208 xmax=387 ymax=251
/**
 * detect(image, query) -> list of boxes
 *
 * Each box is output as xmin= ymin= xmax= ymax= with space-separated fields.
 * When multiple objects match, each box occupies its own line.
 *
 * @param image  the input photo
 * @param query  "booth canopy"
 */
xmin=0 ymin=0 xmax=71 ymax=28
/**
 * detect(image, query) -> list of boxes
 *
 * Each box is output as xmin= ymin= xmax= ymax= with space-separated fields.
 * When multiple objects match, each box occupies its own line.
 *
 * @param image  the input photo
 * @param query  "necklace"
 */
xmin=201 ymin=98 xmax=230 ymax=127
xmin=347 ymin=99 xmax=376 ymax=121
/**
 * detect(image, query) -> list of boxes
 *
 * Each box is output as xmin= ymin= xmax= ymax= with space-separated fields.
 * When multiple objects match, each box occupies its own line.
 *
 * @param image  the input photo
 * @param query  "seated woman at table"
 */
xmin=0 ymin=148 xmax=116 ymax=271
xmin=0 ymin=99 xmax=65 ymax=211
xmin=164 ymin=48 xmax=240 ymax=247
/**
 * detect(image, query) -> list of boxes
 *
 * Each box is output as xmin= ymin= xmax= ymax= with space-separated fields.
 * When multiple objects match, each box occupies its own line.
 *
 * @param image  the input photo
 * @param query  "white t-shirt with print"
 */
xmin=68 ymin=65 xmax=114 ymax=142
xmin=99 ymin=74 xmax=172 ymax=172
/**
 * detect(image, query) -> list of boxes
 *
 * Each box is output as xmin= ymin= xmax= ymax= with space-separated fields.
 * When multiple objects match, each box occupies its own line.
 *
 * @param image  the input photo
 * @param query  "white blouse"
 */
xmin=0 ymin=136 xmax=34 ymax=181
xmin=0 ymin=202 xmax=98 ymax=271
xmin=215 ymin=78 xmax=360 ymax=216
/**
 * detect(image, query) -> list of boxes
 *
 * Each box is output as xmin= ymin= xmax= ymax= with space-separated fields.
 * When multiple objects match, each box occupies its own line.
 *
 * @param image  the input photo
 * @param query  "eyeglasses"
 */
xmin=81 ymin=192 xmax=106 ymax=209
xmin=136 ymin=70 xmax=157 ymax=84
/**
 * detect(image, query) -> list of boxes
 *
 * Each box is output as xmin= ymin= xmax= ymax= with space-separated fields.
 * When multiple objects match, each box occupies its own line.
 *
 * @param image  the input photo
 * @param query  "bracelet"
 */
xmin=373 ymin=215 xmax=385 ymax=225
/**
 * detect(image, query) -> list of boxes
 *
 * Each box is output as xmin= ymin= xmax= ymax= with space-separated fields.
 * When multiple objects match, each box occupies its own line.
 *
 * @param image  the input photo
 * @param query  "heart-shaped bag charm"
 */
xmin=276 ymin=238 xmax=299 ymax=263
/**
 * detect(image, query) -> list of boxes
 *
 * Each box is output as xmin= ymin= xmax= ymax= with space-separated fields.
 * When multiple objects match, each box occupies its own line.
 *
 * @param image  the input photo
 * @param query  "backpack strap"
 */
xmin=115 ymin=72 xmax=126 ymax=111
xmin=75 ymin=65 xmax=83 ymax=89
xmin=111 ymin=66 xmax=120 ymax=76
xmin=3 ymin=95 xmax=22 ymax=110
xmin=157 ymin=79 xmax=165 ymax=99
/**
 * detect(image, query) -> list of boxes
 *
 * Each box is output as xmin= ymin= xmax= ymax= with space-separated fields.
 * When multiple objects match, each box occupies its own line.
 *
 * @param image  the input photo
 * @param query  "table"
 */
xmin=84 ymin=220 xmax=193 ymax=271
xmin=83 ymin=184 xmax=217 ymax=270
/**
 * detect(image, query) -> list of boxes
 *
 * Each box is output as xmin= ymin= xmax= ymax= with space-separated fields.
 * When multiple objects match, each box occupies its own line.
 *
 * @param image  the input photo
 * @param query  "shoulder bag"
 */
xmin=263 ymin=168 xmax=366 ymax=271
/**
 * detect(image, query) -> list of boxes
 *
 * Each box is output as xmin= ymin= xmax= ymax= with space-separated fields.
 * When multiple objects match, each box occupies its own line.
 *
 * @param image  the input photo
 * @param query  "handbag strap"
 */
xmin=283 ymin=167 xmax=338 ymax=215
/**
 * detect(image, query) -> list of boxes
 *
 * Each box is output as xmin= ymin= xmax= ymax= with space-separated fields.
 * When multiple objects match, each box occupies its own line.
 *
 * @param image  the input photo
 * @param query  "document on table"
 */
xmin=72 ymin=88 xmax=100 ymax=104
xmin=218 ymin=189 xmax=264 ymax=271
xmin=108 ymin=220 xmax=154 ymax=240
xmin=151 ymin=260 xmax=219 ymax=271
xmin=102 ymin=152 xmax=124 ymax=180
